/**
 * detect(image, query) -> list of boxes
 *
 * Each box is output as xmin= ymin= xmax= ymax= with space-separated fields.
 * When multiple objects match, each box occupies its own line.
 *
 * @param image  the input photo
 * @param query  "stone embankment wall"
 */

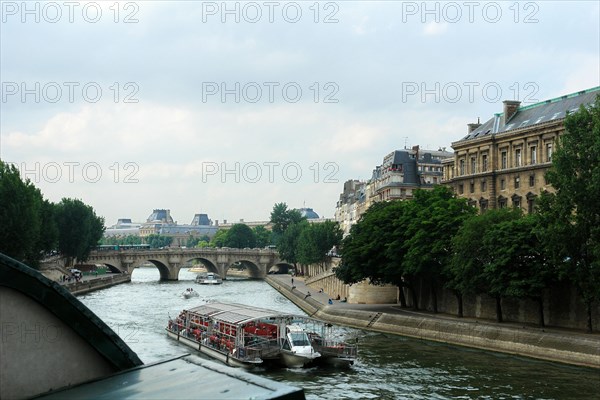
xmin=266 ymin=276 xmax=600 ymax=369
xmin=66 ymin=274 xmax=131 ymax=295
xmin=301 ymin=258 xmax=600 ymax=331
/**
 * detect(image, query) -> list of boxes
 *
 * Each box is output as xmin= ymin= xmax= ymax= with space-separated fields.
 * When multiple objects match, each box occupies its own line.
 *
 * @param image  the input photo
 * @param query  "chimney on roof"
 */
xmin=502 ymin=100 xmax=521 ymax=125
xmin=467 ymin=122 xmax=481 ymax=133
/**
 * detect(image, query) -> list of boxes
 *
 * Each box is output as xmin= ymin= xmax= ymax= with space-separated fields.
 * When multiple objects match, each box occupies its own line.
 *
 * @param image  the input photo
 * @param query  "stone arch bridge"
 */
xmin=85 ymin=248 xmax=290 ymax=280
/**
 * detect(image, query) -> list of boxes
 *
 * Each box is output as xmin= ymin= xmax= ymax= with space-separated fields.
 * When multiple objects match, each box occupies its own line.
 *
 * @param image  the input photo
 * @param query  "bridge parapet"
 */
xmin=86 ymin=248 xmax=288 ymax=281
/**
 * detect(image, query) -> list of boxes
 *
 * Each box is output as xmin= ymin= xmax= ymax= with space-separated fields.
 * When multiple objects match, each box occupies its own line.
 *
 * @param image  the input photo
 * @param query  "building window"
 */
xmin=515 ymin=176 xmax=520 ymax=189
xmin=513 ymin=197 xmax=521 ymax=208
xmin=501 ymin=179 xmax=506 ymax=190
xmin=480 ymin=199 xmax=488 ymax=212
xmin=546 ymin=143 xmax=553 ymax=162
xmin=470 ymin=182 xmax=474 ymax=193
xmin=471 ymin=157 xmax=476 ymax=174
xmin=459 ymin=159 xmax=465 ymax=175
xmin=530 ymin=146 xmax=537 ymax=164
xmin=515 ymin=148 xmax=522 ymax=167
xmin=529 ymin=175 xmax=535 ymax=187
xmin=458 ymin=184 xmax=464 ymax=194
xmin=481 ymin=180 xmax=487 ymax=192
xmin=501 ymin=151 xmax=507 ymax=169
xmin=498 ymin=197 xmax=507 ymax=208
xmin=482 ymin=154 xmax=488 ymax=172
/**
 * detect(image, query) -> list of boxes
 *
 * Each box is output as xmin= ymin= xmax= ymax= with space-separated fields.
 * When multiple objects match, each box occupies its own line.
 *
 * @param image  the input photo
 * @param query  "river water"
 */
xmin=79 ymin=268 xmax=599 ymax=399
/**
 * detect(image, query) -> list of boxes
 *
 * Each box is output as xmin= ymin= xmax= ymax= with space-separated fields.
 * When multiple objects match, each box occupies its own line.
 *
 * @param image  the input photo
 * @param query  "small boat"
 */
xmin=166 ymin=302 xmax=357 ymax=369
xmin=195 ymin=272 xmax=223 ymax=285
xmin=181 ymin=288 xmax=199 ymax=299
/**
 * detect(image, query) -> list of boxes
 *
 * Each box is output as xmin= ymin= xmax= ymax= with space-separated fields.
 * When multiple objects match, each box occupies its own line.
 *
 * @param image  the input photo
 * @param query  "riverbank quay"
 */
xmin=62 ymin=273 xmax=131 ymax=296
xmin=266 ymin=275 xmax=600 ymax=369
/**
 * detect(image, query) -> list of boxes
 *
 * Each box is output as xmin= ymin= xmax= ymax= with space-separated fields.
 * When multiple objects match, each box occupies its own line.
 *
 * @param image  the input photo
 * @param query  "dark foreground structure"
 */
xmin=0 ymin=253 xmax=304 ymax=400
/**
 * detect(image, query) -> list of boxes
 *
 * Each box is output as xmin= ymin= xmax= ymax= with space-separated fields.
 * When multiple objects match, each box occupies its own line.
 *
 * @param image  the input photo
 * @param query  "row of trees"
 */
xmin=335 ymin=99 xmax=600 ymax=332
xmin=270 ymin=203 xmax=343 ymax=274
xmin=0 ymin=161 xmax=105 ymax=268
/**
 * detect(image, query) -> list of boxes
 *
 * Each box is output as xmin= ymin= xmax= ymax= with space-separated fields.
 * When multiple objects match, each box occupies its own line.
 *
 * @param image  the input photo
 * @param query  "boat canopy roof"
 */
xmin=187 ymin=302 xmax=298 ymax=325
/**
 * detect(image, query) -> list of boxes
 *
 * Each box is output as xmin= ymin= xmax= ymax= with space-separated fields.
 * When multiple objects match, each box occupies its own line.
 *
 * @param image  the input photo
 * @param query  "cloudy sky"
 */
xmin=1 ymin=0 xmax=598 ymax=226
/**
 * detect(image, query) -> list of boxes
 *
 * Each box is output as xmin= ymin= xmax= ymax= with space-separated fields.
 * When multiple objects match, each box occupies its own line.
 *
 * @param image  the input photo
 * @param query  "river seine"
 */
xmin=79 ymin=268 xmax=599 ymax=399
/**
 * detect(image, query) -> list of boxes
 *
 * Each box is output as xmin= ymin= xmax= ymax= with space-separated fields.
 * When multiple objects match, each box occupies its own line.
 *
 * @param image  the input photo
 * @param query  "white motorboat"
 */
xmin=181 ymin=288 xmax=199 ymax=299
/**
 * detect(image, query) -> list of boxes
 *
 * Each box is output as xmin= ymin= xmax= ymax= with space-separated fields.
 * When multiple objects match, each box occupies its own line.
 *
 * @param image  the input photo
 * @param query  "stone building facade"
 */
xmin=442 ymin=87 xmax=600 ymax=212
xmin=335 ymin=147 xmax=452 ymax=235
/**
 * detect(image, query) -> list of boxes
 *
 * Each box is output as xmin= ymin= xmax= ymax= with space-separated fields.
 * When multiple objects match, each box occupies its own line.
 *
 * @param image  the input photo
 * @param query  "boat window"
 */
xmin=289 ymin=332 xmax=310 ymax=346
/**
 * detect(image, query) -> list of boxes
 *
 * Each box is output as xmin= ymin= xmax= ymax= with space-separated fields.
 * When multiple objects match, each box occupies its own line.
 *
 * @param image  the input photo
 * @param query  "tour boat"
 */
xmin=195 ymin=272 xmax=223 ymax=285
xmin=165 ymin=302 xmax=357 ymax=369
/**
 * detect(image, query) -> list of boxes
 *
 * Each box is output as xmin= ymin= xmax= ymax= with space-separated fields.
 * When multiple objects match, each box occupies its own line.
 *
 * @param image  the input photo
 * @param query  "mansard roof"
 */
xmin=457 ymin=86 xmax=599 ymax=143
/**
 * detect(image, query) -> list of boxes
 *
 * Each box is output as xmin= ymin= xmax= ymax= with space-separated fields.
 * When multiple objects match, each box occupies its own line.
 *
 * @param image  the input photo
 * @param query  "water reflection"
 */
xmin=79 ymin=268 xmax=599 ymax=400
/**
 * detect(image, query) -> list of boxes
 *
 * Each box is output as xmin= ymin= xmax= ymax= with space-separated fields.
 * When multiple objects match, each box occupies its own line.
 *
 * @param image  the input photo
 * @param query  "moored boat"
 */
xmin=195 ymin=272 xmax=223 ymax=285
xmin=165 ymin=302 xmax=356 ymax=369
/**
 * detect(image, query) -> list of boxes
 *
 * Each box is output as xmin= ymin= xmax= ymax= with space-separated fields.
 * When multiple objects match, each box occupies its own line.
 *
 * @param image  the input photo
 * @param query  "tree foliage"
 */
xmin=0 ymin=161 xmax=45 ymax=267
xmin=224 ymin=223 xmax=256 ymax=248
xmin=270 ymin=202 xmax=304 ymax=237
xmin=297 ymin=220 xmax=342 ymax=266
xmin=253 ymin=226 xmax=272 ymax=248
xmin=146 ymin=234 xmax=172 ymax=249
xmin=541 ymin=95 xmax=600 ymax=332
xmin=55 ymin=198 xmax=105 ymax=266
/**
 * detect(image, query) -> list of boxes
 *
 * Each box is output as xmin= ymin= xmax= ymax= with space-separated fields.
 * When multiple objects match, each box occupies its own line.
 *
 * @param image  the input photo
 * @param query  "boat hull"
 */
xmin=280 ymin=350 xmax=320 ymax=368
xmin=166 ymin=329 xmax=261 ymax=369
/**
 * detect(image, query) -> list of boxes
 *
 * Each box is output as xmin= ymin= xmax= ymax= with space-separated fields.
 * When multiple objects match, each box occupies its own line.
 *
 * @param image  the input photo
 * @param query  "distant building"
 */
xmin=104 ymin=218 xmax=141 ymax=237
xmin=335 ymin=180 xmax=366 ymax=236
xmin=297 ymin=207 xmax=320 ymax=219
xmin=334 ymin=147 xmax=452 ymax=236
xmin=138 ymin=209 xmax=219 ymax=245
xmin=442 ymin=86 xmax=599 ymax=213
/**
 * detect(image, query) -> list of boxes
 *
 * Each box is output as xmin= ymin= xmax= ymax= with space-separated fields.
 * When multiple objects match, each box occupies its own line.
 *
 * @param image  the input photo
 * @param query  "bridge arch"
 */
xmin=184 ymin=258 xmax=218 ymax=274
xmin=84 ymin=248 xmax=284 ymax=281
xmin=145 ymin=260 xmax=172 ymax=281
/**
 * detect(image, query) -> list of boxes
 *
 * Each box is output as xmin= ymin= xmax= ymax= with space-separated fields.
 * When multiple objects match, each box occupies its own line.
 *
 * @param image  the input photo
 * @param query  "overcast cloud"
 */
xmin=1 ymin=0 xmax=599 ymax=225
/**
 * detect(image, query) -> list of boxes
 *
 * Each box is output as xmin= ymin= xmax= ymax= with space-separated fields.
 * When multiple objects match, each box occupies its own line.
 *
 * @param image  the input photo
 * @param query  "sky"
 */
xmin=1 ymin=0 xmax=599 ymax=226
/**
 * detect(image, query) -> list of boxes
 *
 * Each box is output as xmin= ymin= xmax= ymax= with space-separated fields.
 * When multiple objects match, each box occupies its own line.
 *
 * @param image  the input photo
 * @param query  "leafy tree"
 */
xmin=297 ymin=221 xmax=343 ymax=268
xmin=186 ymin=235 xmax=200 ymax=248
xmin=336 ymin=201 xmax=410 ymax=306
xmin=541 ymin=96 xmax=600 ymax=332
xmin=253 ymin=225 xmax=272 ymax=248
xmin=483 ymin=213 xmax=552 ymax=326
xmin=37 ymin=199 xmax=58 ymax=257
xmin=146 ymin=234 xmax=173 ymax=249
xmin=224 ymin=224 xmax=256 ymax=248
xmin=210 ymin=229 xmax=228 ymax=247
xmin=277 ymin=220 xmax=309 ymax=273
xmin=270 ymin=202 xmax=304 ymax=237
xmin=0 ymin=161 xmax=43 ymax=267
xmin=451 ymin=208 xmax=523 ymax=321
xmin=55 ymin=198 xmax=105 ymax=267
xmin=402 ymin=186 xmax=476 ymax=313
